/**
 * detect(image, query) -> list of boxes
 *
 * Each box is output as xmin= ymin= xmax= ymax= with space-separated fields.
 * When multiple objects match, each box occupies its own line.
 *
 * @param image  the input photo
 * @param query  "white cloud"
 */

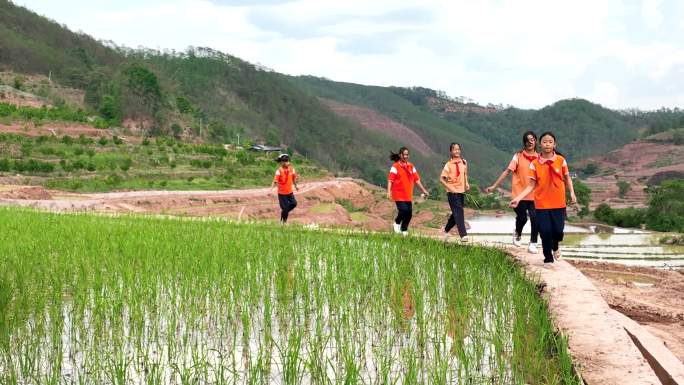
xmin=642 ymin=0 xmax=664 ymax=29
xmin=14 ymin=0 xmax=684 ymax=109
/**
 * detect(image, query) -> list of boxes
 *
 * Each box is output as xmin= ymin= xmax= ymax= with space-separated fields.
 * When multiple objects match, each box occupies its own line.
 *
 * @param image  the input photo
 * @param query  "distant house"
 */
xmin=249 ymin=144 xmax=282 ymax=152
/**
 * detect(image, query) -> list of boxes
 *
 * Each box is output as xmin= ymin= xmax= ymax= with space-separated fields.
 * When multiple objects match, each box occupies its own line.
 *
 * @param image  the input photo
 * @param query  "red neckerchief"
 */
xmin=279 ymin=166 xmax=291 ymax=184
xmin=537 ymin=154 xmax=563 ymax=187
xmin=520 ymin=151 xmax=538 ymax=162
xmin=397 ymin=161 xmax=414 ymax=182
xmin=451 ymin=158 xmax=463 ymax=177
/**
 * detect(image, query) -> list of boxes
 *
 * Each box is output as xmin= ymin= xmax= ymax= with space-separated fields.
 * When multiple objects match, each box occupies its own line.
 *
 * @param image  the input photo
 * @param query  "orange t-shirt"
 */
xmin=529 ymin=154 xmax=569 ymax=209
xmin=388 ymin=161 xmax=420 ymax=202
xmin=274 ymin=166 xmax=296 ymax=195
xmin=440 ymin=158 xmax=467 ymax=193
xmin=508 ymin=151 xmax=538 ymax=201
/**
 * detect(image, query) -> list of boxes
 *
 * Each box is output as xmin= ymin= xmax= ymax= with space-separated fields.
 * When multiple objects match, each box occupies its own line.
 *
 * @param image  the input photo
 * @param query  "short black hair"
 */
xmin=277 ymin=153 xmax=290 ymax=162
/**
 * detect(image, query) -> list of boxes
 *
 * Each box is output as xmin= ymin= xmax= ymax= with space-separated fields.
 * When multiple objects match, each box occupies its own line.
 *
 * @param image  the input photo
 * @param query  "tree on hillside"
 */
xmin=572 ymin=179 xmax=591 ymax=217
xmin=645 ymin=180 xmax=684 ymax=232
xmin=120 ymin=62 xmax=163 ymax=131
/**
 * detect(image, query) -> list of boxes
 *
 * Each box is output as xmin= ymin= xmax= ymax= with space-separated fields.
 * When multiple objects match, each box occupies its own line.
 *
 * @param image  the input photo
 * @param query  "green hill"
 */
xmin=2 ymin=0 xmax=681 ymax=191
xmin=386 ymin=87 xmax=645 ymax=162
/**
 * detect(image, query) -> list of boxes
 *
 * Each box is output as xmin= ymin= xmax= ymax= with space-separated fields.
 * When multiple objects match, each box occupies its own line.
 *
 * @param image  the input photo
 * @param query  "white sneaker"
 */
xmin=527 ymin=243 xmax=538 ymax=253
xmin=460 ymin=235 xmax=470 ymax=243
xmin=512 ymin=232 xmax=522 ymax=247
xmin=401 ymin=231 xmax=408 ymax=237
xmin=553 ymin=249 xmax=562 ymax=260
xmin=393 ymin=223 xmax=401 ymax=234
xmin=441 ymin=231 xmax=452 ymax=242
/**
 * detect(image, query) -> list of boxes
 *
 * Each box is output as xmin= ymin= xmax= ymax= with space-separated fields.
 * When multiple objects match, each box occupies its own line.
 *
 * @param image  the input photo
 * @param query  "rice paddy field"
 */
xmin=0 ymin=208 xmax=579 ymax=384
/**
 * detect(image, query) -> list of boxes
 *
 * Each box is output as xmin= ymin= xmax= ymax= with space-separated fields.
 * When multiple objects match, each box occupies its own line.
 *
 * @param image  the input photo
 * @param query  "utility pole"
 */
xmin=199 ymin=118 xmax=202 ymax=140
xmin=237 ymin=133 xmax=240 ymax=146
xmin=48 ymin=71 xmax=52 ymax=83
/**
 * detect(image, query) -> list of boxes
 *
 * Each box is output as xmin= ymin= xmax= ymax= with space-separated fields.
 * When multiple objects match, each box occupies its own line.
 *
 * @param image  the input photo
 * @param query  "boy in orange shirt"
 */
xmin=486 ymin=131 xmax=539 ymax=253
xmin=271 ymin=153 xmax=299 ymax=223
xmin=440 ymin=143 xmax=470 ymax=242
xmin=387 ymin=147 xmax=430 ymax=236
xmin=510 ymin=132 xmax=577 ymax=264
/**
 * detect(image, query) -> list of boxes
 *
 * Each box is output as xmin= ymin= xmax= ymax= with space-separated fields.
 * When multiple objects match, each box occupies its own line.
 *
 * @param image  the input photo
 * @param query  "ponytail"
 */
xmin=390 ymin=146 xmax=409 ymax=162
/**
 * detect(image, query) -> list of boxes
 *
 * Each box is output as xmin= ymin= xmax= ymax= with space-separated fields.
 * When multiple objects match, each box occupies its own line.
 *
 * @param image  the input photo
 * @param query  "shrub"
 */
xmin=645 ymin=180 xmax=684 ymax=232
xmin=0 ymin=158 xmax=10 ymax=172
xmin=78 ymin=134 xmax=94 ymax=145
xmin=98 ymin=137 xmax=108 ymax=146
xmin=581 ymin=163 xmax=599 ymax=176
xmin=617 ymin=180 xmax=630 ymax=198
xmin=120 ymin=158 xmax=133 ymax=171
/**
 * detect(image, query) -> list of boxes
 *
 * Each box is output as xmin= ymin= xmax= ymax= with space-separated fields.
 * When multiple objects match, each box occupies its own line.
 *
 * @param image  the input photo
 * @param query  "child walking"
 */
xmin=485 ymin=131 xmax=540 ymax=253
xmin=387 ymin=147 xmax=430 ymax=236
xmin=510 ymin=132 xmax=577 ymax=263
xmin=440 ymin=143 xmax=470 ymax=242
xmin=271 ymin=153 xmax=299 ymax=223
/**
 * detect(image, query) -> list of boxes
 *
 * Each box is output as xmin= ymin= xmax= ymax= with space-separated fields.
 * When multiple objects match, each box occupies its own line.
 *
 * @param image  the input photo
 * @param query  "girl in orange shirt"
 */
xmin=510 ymin=132 xmax=577 ymax=264
xmin=387 ymin=147 xmax=430 ymax=236
xmin=270 ymin=153 xmax=299 ymax=223
xmin=440 ymin=143 xmax=470 ymax=242
xmin=486 ymin=131 xmax=539 ymax=253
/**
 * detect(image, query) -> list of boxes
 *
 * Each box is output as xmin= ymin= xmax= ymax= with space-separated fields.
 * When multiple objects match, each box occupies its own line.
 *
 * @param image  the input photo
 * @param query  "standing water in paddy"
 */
xmin=469 ymin=214 xmax=684 ymax=268
xmin=0 ymin=208 xmax=579 ymax=385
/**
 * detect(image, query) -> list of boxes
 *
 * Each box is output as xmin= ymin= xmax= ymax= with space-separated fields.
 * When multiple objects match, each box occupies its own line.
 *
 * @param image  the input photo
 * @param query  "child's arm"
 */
xmin=387 ymin=180 xmax=393 ymax=200
xmin=485 ymin=168 xmax=511 ymax=193
xmin=565 ymin=174 xmax=577 ymax=205
xmin=465 ymin=167 xmax=470 ymax=191
xmin=416 ymin=180 xmax=429 ymax=197
xmin=439 ymin=176 xmax=454 ymax=193
xmin=510 ymin=179 xmax=536 ymax=208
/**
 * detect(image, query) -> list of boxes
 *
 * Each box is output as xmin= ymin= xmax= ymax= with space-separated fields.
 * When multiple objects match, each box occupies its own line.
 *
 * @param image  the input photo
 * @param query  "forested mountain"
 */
xmin=383 ymin=87 xmax=646 ymax=162
xmin=1 ymin=0 xmax=681 ymax=189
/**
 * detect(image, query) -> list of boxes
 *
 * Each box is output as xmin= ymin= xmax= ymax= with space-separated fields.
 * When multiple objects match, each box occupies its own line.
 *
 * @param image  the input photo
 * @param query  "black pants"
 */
xmin=278 ymin=193 xmax=297 ymax=223
xmin=514 ymin=200 xmax=538 ymax=243
xmin=536 ymin=208 xmax=565 ymax=262
xmin=394 ymin=201 xmax=413 ymax=231
xmin=445 ymin=192 xmax=467 ymax=237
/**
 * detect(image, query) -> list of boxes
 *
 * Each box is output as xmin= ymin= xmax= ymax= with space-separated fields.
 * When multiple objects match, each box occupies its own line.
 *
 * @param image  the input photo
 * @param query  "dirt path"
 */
xmin=568 ymin=260 xmax=684 ymax=363
xmin=0 ymin=179 xmax=402 ymax=230
xmin=505 ymin=247 xmax=662 ymax=384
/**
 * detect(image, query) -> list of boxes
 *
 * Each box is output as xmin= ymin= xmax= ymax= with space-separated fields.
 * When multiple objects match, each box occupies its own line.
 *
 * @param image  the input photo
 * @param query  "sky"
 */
xmin=15 ymin=0 xmax=684 ymax=110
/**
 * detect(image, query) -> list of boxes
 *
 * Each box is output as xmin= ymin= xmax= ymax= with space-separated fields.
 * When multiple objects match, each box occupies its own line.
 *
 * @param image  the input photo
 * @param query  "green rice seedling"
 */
xmin=0 ymin=208 xmax=581 ymax=384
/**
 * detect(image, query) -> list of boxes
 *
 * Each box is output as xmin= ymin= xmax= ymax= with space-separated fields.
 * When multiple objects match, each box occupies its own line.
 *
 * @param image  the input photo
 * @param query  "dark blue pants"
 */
xmin=445 ymin=192 xmax=467 ymax=237
xmin=278 ymin=193 xmax=297 ymax=223
xmin=514 ymin=200 xmax=538 ymax=243
xmin=536 ymin=208 xmax=565 ymax=262
xmin=395 ymin=201 xmax=413 ymax=231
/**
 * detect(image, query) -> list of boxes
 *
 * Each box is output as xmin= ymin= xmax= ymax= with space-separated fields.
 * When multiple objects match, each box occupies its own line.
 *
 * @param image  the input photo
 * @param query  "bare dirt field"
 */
xmin=319 ymin=97 xmax=436 ymax=157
